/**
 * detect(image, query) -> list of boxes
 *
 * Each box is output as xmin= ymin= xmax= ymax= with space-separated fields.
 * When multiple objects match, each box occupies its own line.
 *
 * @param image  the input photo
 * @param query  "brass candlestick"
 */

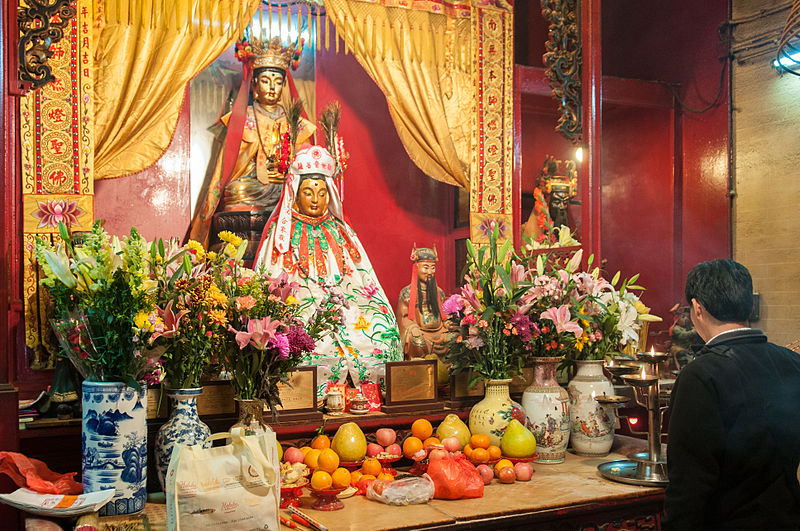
xmin=597 ymin=352 xmax=669 ymax=487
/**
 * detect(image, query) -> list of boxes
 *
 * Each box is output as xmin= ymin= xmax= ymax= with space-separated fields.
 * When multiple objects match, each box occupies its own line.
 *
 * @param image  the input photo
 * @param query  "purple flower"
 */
xmin=286 ymin=326 xmax=315 ymax=355
xmin=511 ymin=314 xmax=534 ymax=342
xmin=442 ymin=294 xmax=464 ymax=315
xmin=359 ymin=283 xmax=379 ymax=300
xmin=273 ymin=333 xmax=290 ymax=360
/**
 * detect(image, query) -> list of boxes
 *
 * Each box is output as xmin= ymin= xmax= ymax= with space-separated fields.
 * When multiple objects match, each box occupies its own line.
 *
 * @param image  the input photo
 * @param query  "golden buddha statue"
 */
xmin=189 ymin=37 xmax=315 ymax=249
xmin=396 ymin=247 xmax=453 ymax=360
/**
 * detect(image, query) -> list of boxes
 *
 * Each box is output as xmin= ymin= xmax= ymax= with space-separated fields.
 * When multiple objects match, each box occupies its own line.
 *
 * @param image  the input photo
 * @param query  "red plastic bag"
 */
xmin=0 ymin=451 xmax=81 ymax=494
xmin=425 ymin=454 xmax=484 ymax=499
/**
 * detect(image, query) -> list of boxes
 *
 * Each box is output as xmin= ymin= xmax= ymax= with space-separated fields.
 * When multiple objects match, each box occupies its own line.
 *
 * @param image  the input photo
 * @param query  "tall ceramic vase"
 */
xmin=468 ymin=379 xmax=514 ymax=447
xmin=154 ymin=388 xmax=211 ymax=490
xmin=567 ymin=360 xmax=615 ymax=457
xmin=521 ymin=357 xmax=570 ymax=463
xmin=82 ymin=381 xmax=147 ymax=516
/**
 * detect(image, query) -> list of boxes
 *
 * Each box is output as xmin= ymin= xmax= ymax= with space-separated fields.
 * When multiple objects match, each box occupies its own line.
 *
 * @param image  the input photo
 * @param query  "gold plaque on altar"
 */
xmin=384 ymin=360 xmax=439 ymax=408
xmin=451 ymin=371 xmax=485 ymax=399
xmin=196 ymin=383 xmax=235 ymax=416
xmin=274 ymin=367 xmax=317 ymax=413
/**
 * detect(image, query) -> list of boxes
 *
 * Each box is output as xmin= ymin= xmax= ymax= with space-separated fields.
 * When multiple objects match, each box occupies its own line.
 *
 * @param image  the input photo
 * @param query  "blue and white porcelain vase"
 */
xmin=154 ymin=388 xmax=211 ymax=490
xmin=82 ymin=381 xmax=147 ymax=516
xmin=567 ymin=360 xmax=615 ymax=457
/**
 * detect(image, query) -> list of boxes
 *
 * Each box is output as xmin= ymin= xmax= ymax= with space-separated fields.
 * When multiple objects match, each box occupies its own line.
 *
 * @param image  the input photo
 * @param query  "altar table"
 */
xmin=99 ymin=436 xmax=663 ymax=530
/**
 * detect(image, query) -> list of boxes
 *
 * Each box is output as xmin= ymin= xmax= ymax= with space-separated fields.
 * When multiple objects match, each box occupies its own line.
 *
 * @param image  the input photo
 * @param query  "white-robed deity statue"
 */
xmin=254 ymin=145 xmax=401 ymax=398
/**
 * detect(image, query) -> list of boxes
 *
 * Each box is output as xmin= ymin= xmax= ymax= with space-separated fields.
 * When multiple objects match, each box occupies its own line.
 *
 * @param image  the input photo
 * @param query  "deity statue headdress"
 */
xmin=265 ymin=145 xmax=344 ymax=256
xmin=235 ymin=36 xmax=304 ymax=73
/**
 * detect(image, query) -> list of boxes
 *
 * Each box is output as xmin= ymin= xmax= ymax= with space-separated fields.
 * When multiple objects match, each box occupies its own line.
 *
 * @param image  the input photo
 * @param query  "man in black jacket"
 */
xmin=663 ymin=259 xmax=800 ymax=529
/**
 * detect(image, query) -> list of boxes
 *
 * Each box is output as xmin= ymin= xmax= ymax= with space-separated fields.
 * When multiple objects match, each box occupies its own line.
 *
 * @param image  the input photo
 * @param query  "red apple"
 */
xmin=375 ymin=428 xmax=396 ymax=447
xmin=428 ymin=448 xmax=449 ymax=461
xmin=284 ymin=446 xmax=304 ymax=464
xmin=442 ymin=436 xmax=461 ymax=453
xmin=385 ymin=443 xmax=402 ymax=457
xmin=514 ymin=462 xmax=533 ymax=481
xmin=476 ymin=464 xmax=494 ymax=485
xmin=367 ymin=442 xmax=384 ymax=457
xmin=498 ymin=466 xmax=516 ymax=484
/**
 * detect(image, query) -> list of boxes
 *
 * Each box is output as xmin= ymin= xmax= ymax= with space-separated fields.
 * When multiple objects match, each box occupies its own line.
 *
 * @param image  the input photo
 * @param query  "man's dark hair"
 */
xmin=684 ymin=259 xmax=753 ymax=322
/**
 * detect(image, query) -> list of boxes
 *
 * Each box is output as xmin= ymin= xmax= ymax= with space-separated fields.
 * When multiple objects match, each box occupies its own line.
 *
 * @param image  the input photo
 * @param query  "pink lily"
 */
xmin=540 ymin=304 xmax=584 ymax=339
xmin=460 ymin=284 xmax=481 ymax=311
xmin=269 ymin=271 xmax=300 ymax=301
xmin=509 ymin=261 xmax=526 ymax=288
xmin=228 ymin=316 xmax=281 ymax=350
xmin=150 ymin=300 xmax=189 ymax=342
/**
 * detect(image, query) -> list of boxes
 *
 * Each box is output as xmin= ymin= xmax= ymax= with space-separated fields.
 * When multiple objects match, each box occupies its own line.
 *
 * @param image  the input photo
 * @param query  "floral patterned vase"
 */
xmin=468 ymin=379 xmax=517 ymax=447
xmin=521 ymin=357 xmax=570 ymax=464
xmin=567 ymin=360 xmax=615 ymax=457
xmin=82 ymin=381 xmax=147 ymax=516
xmin=154 ymin=388 xmax=211 ymax=491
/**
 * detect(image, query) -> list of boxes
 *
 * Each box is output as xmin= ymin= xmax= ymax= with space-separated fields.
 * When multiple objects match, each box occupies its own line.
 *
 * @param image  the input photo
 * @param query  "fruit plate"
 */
xmin=309 ymin=485 xmax=347 ymax=511
xmin=339 ymin=459 xmax=365 ymax=471
xmin=499 ymin=454 xmax=538 ymax=464
xmin=377 ymin=455 xmax=402 ymax=466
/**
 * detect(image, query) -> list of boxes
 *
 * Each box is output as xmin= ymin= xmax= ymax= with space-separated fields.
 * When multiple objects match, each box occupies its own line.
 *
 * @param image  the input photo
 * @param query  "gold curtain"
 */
xmin=93 ymin=0 xmax=260 ymax=180
xmin=324 ymin=0 xmax=473 ymax=188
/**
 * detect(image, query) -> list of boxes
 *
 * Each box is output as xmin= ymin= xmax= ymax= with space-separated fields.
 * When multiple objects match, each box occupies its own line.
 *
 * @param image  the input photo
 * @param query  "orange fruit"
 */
xmin=300 ymin=446 xmax=313 ymax=457
xmin=304 ymin=448 xmax=322 ymax=469
xmin=402 ymin=436 xmax=423 ymax=458
xmin=317 ymin=448 xmax=340 ymax=473
xmin=361 ymin=457 xmax=382 ymax=477
xmin=470 ymin=433 xmax=491 ymax=450
xmin=310 ymin=470 xmax=332 ymax=491
xmin=411 ymin=418 xmax=433 ymax=440
xmin=349 ymin=470 xmax=364 ymax=485
xmin=470 ymin=447 xmax=490 ymax=463
xmin=331 ymin=467 xmax=351 ymax=489
xmin=462 ymin=444 xmax=473 ymax=458
xmin=376 ymin=472 xmax=394 ymax=481
xmin=487 ymin=445 xmax=502 ymax=460
xmin=423 ymin=437 xmax=441 ymax=449
xmin=494 ymin=459 xmax=514 ymax=477
xmin=311 ymin=434 xmax=331 ymax=450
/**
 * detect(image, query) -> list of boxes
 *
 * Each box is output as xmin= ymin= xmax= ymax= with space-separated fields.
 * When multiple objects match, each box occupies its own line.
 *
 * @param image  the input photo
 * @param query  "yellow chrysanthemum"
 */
xmin=208 ymin=309 xmax=228 ymax=325
xmin=285 ymin=295 xmax=299 ymax=305
xmin=206 ymin=251 xmax=218 ymax=261
xmin=218 ymin=231 xmax=243 ymax=247
xmin=134 ymin=311 xmax=151 ymax=330
xmin=207 ymin=284 xmax=228 ymax=306
xmin=185 ymin=240 xmax=205 ymax=261
xmin=224 ymin=243 xmax=237 ymax=257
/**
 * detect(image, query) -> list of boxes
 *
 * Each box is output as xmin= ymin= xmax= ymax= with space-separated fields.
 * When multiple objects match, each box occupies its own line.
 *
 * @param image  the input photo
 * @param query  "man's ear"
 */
xmin=690 ymin=299 xmax=704 ymax=319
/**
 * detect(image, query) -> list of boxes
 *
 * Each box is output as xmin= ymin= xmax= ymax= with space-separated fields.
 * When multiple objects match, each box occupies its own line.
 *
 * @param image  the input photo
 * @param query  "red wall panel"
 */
xmin=601 ymin=105 xmax=675 ymax=334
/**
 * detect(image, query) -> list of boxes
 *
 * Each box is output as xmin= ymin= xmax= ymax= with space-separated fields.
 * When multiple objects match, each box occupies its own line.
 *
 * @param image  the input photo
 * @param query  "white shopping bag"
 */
xmin=166 ymin=427 xmax=280 ymax=531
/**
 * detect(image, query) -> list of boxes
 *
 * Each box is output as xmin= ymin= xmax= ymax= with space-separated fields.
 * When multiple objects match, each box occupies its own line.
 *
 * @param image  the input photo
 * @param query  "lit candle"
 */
xmin=640 ymin=365 xmax=647 ymax=379
xmin=591 ymin=390 xmax=596 ymax=399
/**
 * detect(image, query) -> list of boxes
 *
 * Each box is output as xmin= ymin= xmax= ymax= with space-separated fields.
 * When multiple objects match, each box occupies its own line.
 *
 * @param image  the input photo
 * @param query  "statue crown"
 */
xmin=252 ymin=36 xmax=295 ymax=72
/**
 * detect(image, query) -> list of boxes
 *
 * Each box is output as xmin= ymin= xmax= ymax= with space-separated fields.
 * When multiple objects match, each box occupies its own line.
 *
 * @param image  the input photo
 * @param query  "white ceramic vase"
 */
xmin=567 ymin=360 xmax=615 ymax=457
xmin=521 ymin=357 xmax=570 ymax=463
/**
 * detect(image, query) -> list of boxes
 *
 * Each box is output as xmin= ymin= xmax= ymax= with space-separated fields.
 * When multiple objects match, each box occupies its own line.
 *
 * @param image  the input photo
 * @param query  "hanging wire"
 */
xmin=776 ymin=0 xmax=800 ymax=75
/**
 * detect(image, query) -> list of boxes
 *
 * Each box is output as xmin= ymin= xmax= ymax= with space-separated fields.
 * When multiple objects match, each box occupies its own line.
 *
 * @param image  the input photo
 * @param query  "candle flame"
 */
xmin=591 ymin=390 xmax=596 ymax=399
xmin=650 ymin=346 xmax=655 ymax=355
xmin=640 ymin=365 xmax=647 ymax=379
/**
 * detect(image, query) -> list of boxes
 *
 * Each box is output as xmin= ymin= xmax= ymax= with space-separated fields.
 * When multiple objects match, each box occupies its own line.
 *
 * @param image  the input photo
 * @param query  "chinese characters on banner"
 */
xmin=20 ymin=0 xmax=94 ymax=368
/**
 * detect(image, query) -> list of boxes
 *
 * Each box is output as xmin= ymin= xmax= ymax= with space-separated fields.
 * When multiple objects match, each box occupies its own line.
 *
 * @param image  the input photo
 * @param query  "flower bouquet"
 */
xmin=211 ymin=232 xmax=341 ymax=414
xmin=36 ymin=221 xmax=160 ymax=387
xmin=145 ymin=238 xmax=227 ymax=390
